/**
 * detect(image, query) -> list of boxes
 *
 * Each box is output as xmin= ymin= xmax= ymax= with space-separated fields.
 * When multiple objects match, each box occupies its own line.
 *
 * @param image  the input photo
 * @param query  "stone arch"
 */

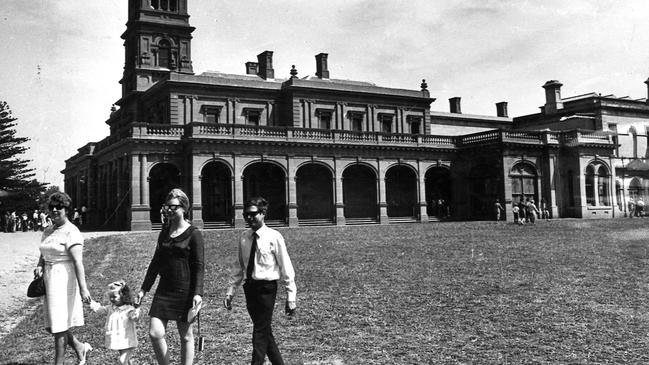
xmin=469 ymin=163 xmax=501 ymax=220
xmin=342 ymin=163 xmax=378 ymax=219
xmin=148 ymin=162 xmax=181 ymax=223
xmin=296 ymin=163 xmax=334 ymax=220
xmin=510 ymin=161 xmax=538 ymax=205
xmin=243 ymin=162 xmax=287 ymax=221
xmin=385 ymin=164 xmax=418 ymax=217
xmin=425 ymin=166 xmax=452 ymax=219
xmin=201 ymin=160 xmax=233 ymax=222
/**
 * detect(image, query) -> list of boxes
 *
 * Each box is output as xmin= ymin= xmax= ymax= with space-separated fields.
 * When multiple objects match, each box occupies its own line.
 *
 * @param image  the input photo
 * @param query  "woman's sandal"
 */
xmin=78 ymin=342 xmax=93 ymax=365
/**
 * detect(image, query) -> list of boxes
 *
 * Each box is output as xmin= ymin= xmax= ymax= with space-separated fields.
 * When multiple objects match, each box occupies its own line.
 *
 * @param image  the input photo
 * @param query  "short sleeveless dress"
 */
xmin=141 ymin=226 xmax=205 ymax=322
xmin=39 ymin=221 xmax=85 ymax=332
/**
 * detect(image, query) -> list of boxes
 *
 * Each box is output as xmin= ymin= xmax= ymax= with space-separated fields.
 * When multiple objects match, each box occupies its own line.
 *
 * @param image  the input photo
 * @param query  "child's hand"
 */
xmin=129 ymin=307 xmax=141 ymax=320
xmin=89 ymin=300 xmax=101 ymax=311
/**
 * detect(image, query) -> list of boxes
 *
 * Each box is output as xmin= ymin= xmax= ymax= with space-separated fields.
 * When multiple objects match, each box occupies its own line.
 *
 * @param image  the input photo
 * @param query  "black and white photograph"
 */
xmin=1 ymin=0 xmax=649 ymax=363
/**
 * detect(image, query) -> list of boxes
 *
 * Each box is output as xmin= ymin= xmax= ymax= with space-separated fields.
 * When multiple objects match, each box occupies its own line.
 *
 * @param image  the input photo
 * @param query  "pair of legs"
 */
xmin=149 ymin=316 xmax=194 ymax=365
xmin=118 ymin=347 xmax=136 ymax=365
xmin=52 ymin=329 xmax=90 ymax=365
xmin=244 ymin=280 xmax=285 ymax=365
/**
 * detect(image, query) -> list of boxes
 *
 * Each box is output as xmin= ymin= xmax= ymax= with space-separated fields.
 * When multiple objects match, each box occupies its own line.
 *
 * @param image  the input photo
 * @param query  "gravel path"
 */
xmin=0 ymin=230 xmax=124 ymax=339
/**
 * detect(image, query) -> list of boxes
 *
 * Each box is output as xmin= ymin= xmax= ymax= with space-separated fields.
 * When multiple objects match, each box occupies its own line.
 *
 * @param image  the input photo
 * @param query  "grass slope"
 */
xmin=2 ymin=219 xmax=649 ymax=364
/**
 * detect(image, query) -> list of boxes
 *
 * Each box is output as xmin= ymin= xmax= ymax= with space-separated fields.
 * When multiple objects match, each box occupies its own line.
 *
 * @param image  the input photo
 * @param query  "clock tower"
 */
xmin=120 ymin=0 xmax=195 ymax=96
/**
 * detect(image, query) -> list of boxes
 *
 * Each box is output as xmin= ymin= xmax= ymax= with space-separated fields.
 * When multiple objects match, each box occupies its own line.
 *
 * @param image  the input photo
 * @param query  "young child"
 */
xmin=89 ymin=280 xmax=141 ymax=365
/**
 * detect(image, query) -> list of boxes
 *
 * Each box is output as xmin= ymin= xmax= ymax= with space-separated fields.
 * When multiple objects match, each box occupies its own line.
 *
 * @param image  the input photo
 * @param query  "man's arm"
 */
xmin=224 ymin=236 xmax=245 ymax=310
xmin=274 ymin=233 xmax=296 ymax=305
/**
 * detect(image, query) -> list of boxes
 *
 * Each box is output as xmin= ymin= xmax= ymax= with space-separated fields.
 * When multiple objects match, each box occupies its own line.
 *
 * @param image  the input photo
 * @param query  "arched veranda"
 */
xmin=296 ymin=163 xmax=334 ymax=222
xmin=149 ymin=163 xmax=181 ymax=223
xmin=201 ymin=161 xmax=233 ymax=223
xmin=343 ymin=164 xmax=377 ymax=220
xmin=243 ymin=162 xmax=287 ymax=222
xmin=385 ymin=165 xmax=417 ymax=217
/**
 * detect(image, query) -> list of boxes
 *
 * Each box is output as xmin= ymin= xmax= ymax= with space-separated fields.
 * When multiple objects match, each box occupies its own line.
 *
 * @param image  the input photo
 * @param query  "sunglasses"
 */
xmin=243 ymin=211 xmax=261 ymax=218
xmin=164 ymin=204 xmax=182 ymax=211
xmin=48 ymin=204 xmax=66 ymax=211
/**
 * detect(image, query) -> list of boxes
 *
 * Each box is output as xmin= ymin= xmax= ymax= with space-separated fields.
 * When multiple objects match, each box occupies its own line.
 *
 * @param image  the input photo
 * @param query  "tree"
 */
xmin=0 ymin=101 xmax=46 ymax=212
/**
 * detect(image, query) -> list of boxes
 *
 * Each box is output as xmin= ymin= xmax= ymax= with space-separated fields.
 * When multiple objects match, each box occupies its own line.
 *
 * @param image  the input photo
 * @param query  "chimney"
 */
xmin=543 ymin=80 xmax=563 ymax=114
xmin=245 ymin=62 xmax=258 ymax=75
xmin=496 ymin=102 xmax=508 ymax=117
xmin=449 ymin=97 xmax=461 ymax=114
xmin=257 ymin=51 xmax=274 ymax=80
xmin=315 ymin=53 xmax=329 ymax=79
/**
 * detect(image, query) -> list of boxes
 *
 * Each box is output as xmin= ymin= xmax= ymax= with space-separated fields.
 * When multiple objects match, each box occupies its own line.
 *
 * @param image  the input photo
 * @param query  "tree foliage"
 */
xmin=0 ymin=101 xmax=46 ymax=212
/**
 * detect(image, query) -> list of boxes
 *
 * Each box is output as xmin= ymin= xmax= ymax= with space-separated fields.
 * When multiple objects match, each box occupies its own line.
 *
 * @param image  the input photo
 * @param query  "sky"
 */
xmin=2 ymin=0 xmax=649 ymax=188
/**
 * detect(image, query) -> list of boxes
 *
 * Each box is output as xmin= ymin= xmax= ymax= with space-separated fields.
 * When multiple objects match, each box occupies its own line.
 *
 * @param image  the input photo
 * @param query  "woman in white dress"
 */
xmin=33 ymin=192 xmax=92 ymax=365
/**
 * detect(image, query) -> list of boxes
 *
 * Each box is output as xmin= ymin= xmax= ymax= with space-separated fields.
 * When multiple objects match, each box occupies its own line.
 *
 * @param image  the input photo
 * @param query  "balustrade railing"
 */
xmin=90 ymin=122 xmax=613 ymax=156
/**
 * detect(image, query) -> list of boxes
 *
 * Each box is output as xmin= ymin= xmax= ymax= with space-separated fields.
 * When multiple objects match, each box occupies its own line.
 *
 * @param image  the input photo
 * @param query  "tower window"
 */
xmin=158 ymin=40 xmax=171 ymax=68
xmin=151 ymin=0 xmax=177 ymax=11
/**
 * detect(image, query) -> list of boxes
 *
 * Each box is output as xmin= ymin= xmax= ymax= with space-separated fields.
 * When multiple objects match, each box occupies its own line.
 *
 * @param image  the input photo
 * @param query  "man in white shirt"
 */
xmin=224 ymin=196 xmax=296 ymax=365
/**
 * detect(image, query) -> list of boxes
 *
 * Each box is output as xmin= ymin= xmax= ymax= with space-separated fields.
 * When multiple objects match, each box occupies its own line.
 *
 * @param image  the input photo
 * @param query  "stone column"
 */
xmin=287 ymin=156 xmax=298 ymax=227
xmin=378 ymin=159 xmax=388 ymax=224
xmin=417 ymin=160 xmax=428 ymax=222
xmin=191 ymin=155 xmax=204 ymax=229
xmin=131 ymin=154 xmax=151 ymax=231
xmin=334 ymin=158 xmax=346 ymax=225
xmin=233 ymin=156 xmax=245 ymax=228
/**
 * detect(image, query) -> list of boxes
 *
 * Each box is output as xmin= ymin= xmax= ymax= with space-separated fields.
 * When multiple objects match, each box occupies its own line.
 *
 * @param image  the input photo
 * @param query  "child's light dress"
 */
xmin=90 ymin=302 xmax=139 ymax=350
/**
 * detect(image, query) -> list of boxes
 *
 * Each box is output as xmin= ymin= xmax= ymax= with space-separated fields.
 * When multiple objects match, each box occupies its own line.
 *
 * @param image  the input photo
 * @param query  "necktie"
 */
xmin=246 ymin=232 xmax=258 ymax=280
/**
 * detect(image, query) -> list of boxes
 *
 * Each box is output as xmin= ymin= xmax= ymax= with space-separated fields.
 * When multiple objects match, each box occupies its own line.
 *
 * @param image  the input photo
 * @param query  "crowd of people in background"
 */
xmin=0 ymin=207 xmax=86 ymax=233
xmin=496 ymin=198 xmax=551 ymax=225
xmin=626 ymin=198 xmax=646 ymax=218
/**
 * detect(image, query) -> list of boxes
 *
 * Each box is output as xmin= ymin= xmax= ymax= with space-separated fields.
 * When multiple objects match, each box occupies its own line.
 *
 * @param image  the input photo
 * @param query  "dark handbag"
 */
xmin=27 ymin=276 xmax=45 ymax=297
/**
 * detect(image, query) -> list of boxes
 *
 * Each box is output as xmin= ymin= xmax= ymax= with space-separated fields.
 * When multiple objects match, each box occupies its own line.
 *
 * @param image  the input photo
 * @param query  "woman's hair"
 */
xmin=108 ymin=280 xmax=133 ymax=306
xmin=166 ymin=188 xmax=190 ymax=218
xmin=48 ymin=192 xmax=72 ymax=208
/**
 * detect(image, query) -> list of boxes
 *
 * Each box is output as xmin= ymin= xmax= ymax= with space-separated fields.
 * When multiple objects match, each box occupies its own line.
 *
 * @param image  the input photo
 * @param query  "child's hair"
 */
xmin=108 ymin=280 xmax=134 ymax=306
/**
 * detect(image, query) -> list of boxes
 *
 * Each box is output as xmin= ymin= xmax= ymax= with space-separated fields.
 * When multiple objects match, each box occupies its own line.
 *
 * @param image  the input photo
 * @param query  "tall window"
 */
xmin=158 ymin=39 xmax=171 ymax=68
xmin=630 ymin=127 xmax=638 ymax=158
xmin=609 ymin=123 xmax=618 ymax=156
xmin=317 ymin=111 xmax=332 ymax=129
xmin=585 ymin=165 xmax=595 ymax=206
xmin=510 ymin=163 xmax=537 ymax=204
xmin=349 ymin=112 xmax=364 ymax=132
xmin=244 ymin=109 xmax=261 ymax=126
xmin=201 ymin=106 xmax=221 ymax=124
xmin=408 ymin=116 xmax=422 ymax=134
xmin=585 ymin=162 xmax=610 ymax=206
xmin=597 ymin=166 xmax=610 ymax=206
xmin=379 ymin=114 xmax=393 ymax=133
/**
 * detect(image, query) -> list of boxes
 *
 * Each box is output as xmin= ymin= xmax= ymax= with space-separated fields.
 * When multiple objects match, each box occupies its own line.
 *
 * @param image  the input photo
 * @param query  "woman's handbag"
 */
xmin=27 ymin=276 xmax=45 ymax=297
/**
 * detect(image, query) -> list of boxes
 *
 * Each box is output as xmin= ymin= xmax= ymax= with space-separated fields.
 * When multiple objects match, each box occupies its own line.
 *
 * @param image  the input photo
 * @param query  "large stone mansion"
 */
xmin=63 ymin=0 xmax=649 ymax=230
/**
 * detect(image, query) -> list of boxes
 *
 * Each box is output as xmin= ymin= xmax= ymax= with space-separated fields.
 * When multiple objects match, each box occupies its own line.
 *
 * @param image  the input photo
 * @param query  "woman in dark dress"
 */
xmin=136 ymin=188 xmax=205 ymax=365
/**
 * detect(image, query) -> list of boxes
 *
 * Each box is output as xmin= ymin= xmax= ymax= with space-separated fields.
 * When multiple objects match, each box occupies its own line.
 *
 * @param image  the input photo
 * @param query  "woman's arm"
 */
xmin=69 ymin=244 xmax=91 ymax=303
xmin=189 ymin=228 xmax=205 ymax=298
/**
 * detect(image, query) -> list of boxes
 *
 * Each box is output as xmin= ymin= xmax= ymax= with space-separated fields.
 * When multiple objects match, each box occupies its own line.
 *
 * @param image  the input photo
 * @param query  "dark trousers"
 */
xmin=244 ymin=280 xmax=284 ymax=365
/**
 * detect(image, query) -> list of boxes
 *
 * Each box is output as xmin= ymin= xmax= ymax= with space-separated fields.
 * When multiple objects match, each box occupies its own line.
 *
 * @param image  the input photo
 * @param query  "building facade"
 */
xmin=64 ymin=0 xmax=639 ymax=231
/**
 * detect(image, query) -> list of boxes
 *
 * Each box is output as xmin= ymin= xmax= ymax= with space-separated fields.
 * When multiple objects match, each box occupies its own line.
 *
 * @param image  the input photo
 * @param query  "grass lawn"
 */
xmin=2 ymin=219 xmax=649 ymax=364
